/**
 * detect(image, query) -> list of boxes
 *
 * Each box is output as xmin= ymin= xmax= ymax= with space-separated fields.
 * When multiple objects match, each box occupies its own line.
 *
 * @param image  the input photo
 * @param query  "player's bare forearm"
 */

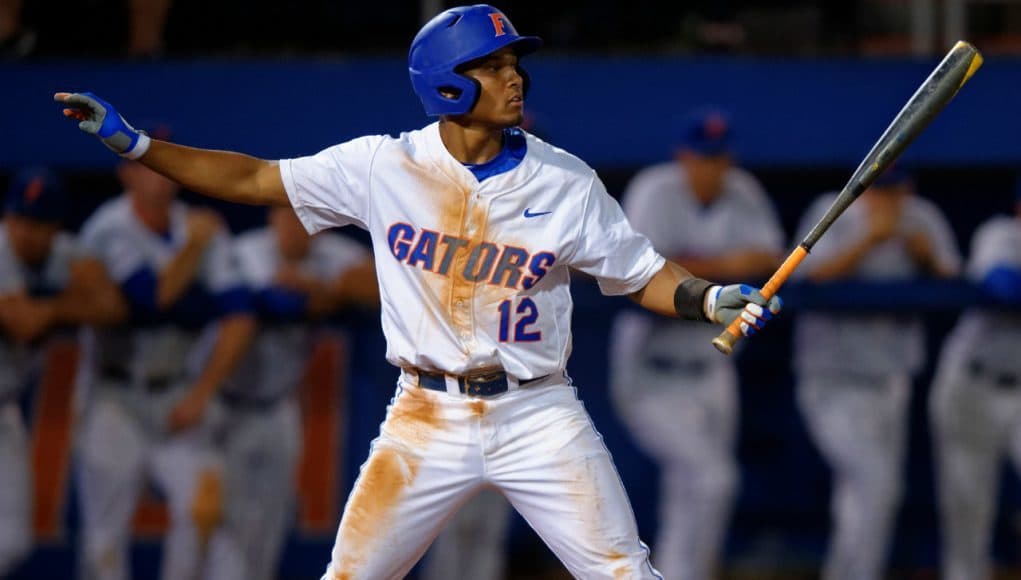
xmin=156 ymin=236 xmax=209 ymax=309
xmin=57 ymin=91 xmax=287 ymax=206
xmin=54 ymin=259 xmax=129 ymax=325
xmin=142 ymin=140 xmax=289 ymax=207
xmin=304 ymin=279 xmax=339 ymax=317
xmin=629 ymin=261 xmax=694 ymax=317
xmin=808 ymin=237 xmax=877 ymax=282
xmin=189 ymin=313 xmax=256 ymax=397
xmin=677 ymin=250 xmax=781 ymax=282
xmin=333 ymin=259 xmax=380 ymax=309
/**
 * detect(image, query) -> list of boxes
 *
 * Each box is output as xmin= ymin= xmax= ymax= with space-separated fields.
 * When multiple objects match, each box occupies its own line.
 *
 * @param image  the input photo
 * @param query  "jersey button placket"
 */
xmin=454 ymin=189 xmax=483 ymax=352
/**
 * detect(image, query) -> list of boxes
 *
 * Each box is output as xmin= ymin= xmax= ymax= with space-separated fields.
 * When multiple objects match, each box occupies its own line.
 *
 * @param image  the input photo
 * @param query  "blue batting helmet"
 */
xmin=409 ymin=4 xmax=542 ymax=116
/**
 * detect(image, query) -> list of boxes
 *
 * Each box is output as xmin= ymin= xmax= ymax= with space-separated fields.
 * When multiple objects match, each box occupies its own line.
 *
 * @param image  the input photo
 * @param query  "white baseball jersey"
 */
xmin=940 ymin=214 xmax=1021 ymax=372
xmin=793 ymin=193 xmax=961 ymax=377
xmin=615 ymin=161 xmax=784 ymax=360
xmin=0 ymin=225 xmax=83 ymax=401
xmin=280 ymin=122 xmax=665 ymax=379
xmin=225 ymin=228 xmax=369 ymax=401
xmin=79 ymin=196 xmax=246 ymax=388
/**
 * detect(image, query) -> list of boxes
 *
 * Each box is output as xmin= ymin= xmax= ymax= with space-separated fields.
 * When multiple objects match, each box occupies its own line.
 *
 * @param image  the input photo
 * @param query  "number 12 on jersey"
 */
xmin=498 ymin=297 xmax=541 ymax=342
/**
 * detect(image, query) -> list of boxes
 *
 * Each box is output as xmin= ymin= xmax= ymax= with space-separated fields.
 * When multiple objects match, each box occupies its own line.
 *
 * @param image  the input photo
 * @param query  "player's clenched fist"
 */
xmin=185 ymin=208 xmax=224 ymax=247
xmin=705 ymin=284 xmax=782 ymax=337
xmin=54 ymin=91 xmax=151 ymax=159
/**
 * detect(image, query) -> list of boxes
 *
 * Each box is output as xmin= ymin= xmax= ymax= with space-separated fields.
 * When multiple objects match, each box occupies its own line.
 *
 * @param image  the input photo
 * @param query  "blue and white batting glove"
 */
xmin=54 ymin=92 xmax=151 ymax=159
xmin=705 ymin=284 xmax=782 ymax=337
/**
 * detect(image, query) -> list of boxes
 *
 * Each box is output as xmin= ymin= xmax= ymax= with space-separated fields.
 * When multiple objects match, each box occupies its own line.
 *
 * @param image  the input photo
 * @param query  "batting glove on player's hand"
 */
xmin=54 ymin=92 xmax=151 ymax=159
xmin=705 ymin=284 xmax=782 ymax=337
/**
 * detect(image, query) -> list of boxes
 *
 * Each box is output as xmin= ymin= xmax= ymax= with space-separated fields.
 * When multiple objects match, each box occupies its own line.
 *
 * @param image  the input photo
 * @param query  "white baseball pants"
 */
xmin=797 ymin=373 xmax=910 ymax=580
xmin=75 ymin=387 xmax=223 ymax=580
xmin=930 ymin=352 xmax=1021 ymax=580
xmin=321 ymin=379 xmax=661 ymax=580
xmin=0 ymin=404 xmax=31 ymax=576
xmin=611 ymin=359 xmax=738 ymax=580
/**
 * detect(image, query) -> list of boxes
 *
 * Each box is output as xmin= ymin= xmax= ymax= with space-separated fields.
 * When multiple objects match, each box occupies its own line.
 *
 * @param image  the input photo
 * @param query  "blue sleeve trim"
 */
xmin=216 ymin=286 xmax=255 ymax=317
xmin=120 ymin=268 xmax=158 ymax=316
xmin=254 ymin=287 xmax=308 ymax=322
xmin=982 ymin=266 xmax=1021 ymax=304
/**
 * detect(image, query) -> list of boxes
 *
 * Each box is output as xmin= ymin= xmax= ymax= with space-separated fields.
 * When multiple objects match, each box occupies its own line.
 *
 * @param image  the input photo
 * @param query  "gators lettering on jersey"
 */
xmin=280 ymin=122 xmax=664 ymax=379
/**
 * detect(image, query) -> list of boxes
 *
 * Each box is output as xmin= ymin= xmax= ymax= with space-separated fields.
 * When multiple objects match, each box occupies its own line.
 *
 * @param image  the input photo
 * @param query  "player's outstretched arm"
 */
xmin=631 ymin=260 xmax=782 ymax=337
xmin=55 ymin=92 xmax=288 ymax=207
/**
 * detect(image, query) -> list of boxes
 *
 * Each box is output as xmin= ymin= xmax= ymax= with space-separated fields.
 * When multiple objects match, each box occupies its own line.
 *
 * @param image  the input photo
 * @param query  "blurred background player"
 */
xmin=609 ymin=108 xmax=784 ymax=580
xmin=74 ymin=156 xmax=255 ymax=580
xmin=0 ymin=167 xmax=125 ymax=576
xmin=206 ymin=206 xmax=376 ymax=580
xmin=792 ymin=166 xmax=961 ymax=580
xmin=929 ymin=178 xmax=1021 ymax=580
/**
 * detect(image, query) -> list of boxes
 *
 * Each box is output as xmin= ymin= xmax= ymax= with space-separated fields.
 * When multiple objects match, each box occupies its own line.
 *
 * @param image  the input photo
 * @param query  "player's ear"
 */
xmin=516 ymin=65 xmax=531 ymax=97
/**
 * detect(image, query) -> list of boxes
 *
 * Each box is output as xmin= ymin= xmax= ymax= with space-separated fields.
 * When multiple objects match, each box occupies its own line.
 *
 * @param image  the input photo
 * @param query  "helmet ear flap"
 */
xmin=441 ymin=76 xmax=482 ymax=115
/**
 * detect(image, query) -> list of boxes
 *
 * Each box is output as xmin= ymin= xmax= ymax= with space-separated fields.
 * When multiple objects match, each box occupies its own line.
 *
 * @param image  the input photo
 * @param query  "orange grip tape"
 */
xmin=712 ymin=245 xmax=808 ymax=354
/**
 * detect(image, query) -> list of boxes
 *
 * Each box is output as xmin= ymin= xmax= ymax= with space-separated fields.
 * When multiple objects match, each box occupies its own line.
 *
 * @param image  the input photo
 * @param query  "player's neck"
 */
xmin=438 ymin=119 xmax=504 ymax=165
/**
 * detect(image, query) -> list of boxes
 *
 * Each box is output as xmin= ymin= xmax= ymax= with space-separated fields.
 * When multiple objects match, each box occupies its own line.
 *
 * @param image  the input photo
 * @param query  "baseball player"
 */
xmin=792 ymin=167 xmax=960 ymax=580
xmin=0 ymin=167 xmax=125 ymax=577
xmin=54 ymin=5 xmax=783 ymax=578
xmin=74 ymin=158 xmax=255 ymax=580
xmin=929 ymin=182 xmax=1021 ymax=580
xmin=610 ymin=108 xmax=784 ymax=580
xmin=205 ymin=206 xmax=376 ymax=580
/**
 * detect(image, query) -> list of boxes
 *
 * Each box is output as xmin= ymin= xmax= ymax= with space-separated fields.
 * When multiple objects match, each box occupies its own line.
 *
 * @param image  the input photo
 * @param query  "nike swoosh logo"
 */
xmin=523 ymin=208 xmax=552 ymax=218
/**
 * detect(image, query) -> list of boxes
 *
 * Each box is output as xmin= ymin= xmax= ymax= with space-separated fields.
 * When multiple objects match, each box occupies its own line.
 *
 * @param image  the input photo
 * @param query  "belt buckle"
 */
xmin=462 ymin=371 xmax=506 ymax=397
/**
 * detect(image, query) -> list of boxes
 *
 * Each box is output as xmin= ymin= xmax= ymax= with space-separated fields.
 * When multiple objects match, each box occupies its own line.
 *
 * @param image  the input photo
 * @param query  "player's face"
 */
xmin=119 ymin=162 xmax=180 ymax=211
xmin=3 ymin=214 xmax=60 ymax=266
xmin=865 ymin=182 xmax=911 ymax=201
xmin=459 ymin=47 xmax=526 ymax=128
xmin=270 ymin=207 xmax=311 ymax=260
xmin=678 ymin=151 xmax=731 ymax=204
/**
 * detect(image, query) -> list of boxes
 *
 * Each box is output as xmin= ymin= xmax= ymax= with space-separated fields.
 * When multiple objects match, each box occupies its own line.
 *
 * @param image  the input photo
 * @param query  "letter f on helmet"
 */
xmin=489 ymin=12 xmax=508 ymax=36
xmin=408 ymin=4 xmax=542 ymax=117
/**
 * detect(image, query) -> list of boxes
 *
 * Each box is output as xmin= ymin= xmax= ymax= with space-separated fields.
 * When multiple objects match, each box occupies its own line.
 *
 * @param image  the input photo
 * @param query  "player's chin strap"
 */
xmin=673 ymin=277 xmax=718 ymax=323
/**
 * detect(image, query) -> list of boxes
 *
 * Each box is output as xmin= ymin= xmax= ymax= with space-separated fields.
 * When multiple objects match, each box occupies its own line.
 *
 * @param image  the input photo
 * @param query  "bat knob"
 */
xmin=711 ymin=333 xmax=737 ymax=356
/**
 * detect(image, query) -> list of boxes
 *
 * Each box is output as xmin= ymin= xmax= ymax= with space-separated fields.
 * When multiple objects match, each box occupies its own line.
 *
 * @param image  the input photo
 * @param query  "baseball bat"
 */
xmin=711 ymin=40 xmax=983 ymax=355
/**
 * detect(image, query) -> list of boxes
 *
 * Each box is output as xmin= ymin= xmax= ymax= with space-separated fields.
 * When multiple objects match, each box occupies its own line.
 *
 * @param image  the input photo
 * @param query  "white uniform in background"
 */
xmin=208 ymin=227 xmax=368 ymax=580
xmin=0 ymin=226 xmax=82 ymax=576
xmin=930 ymin=212 xmax=1021 ymax=580
xmin=282 ymin=123 xmax=666 ymax=580
xmin=793 ymin=191 xmax=960 ymax=580
xmin=76 ymin=197 xmax=245 ymax=580
xmin=609 ymin=162 xmax=784 ymax=580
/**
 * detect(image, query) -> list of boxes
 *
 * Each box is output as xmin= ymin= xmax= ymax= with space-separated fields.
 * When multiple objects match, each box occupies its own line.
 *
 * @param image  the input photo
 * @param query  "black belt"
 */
xmin=416 ymin=369 xmax=549 ymax=397
xmin=644 ymin=355 xmax=708 ymax=375
xmin=100 ymin=365 xmax=180 ymax=393
xmin=219 ymin=390 xmax=287 ymax=411
xmin=968 ymin=360 xmax=1020 ymax=389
